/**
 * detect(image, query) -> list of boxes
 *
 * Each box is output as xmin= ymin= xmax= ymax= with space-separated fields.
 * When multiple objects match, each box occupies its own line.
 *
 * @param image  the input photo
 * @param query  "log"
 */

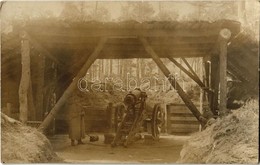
xmin=19 ymin=36 xmax=30 ymax=123
xmin=140 ymin=37 xmax=207 ymax=125
xmin=181 ymin=57 xmax=199 ymax=79
xmin=168 ymin=57 xmax=207 ymax=90
xmin=210 ymin=56 xmax=220 ymax=115
xmin=219 ymin=29 xmax=231 ymax=116
xmin=26 ymin=26 xmax=223 ymax=38
xmin=38 ymin=37 xmax=107 ymax=132
xmin=203 ymin=56 xmax=211 ymax=107
xmin=204 ymin=57 xmax=210 ymax=88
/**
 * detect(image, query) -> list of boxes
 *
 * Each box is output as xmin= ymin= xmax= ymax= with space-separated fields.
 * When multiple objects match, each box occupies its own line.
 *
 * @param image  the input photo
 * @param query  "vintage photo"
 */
xmin=0 ymin=0 xmax=259 ymax=163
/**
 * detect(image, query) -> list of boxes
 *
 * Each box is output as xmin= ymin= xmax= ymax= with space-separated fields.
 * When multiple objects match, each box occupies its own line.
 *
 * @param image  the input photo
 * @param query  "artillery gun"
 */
xmin=111 ymin=88 xmax=164 ymax=147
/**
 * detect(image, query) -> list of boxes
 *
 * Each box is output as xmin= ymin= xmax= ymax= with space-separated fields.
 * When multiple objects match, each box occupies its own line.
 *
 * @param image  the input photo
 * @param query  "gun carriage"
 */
xmin=111 ymin=88 xmax=164 ymax=147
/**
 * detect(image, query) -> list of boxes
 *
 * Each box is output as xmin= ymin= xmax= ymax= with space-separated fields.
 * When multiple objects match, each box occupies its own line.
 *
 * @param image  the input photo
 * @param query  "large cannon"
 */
xmin=111 ymin=88 xmax=164 ymax=147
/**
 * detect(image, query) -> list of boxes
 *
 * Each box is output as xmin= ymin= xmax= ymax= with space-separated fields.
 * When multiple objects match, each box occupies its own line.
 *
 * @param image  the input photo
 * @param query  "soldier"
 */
xmin=67 ymin=92 xmax=86 ymax=146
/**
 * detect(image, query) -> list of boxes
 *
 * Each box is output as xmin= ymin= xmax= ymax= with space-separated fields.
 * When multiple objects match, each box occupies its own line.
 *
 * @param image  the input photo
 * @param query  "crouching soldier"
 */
xmin=67 ymin=93 xmax=86 ymax=146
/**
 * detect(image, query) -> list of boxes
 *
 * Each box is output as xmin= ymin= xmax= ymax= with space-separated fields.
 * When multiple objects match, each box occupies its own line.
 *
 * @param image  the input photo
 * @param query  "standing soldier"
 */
xmin=67 ymin=92 xmax=86 ymax=146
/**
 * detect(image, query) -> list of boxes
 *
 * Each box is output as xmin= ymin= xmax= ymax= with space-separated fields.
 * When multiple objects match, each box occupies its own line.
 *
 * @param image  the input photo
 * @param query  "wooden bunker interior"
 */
xmin=1 ymin=19 xmax=258 ymax=132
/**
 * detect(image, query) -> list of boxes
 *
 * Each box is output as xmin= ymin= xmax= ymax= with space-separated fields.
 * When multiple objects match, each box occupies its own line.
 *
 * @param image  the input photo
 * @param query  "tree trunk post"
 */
xmin=210 ymin=55 xmax=220 ymax=116
xmin=219 ymin=29 xmax=231 ymax=116
xmin=19 ymin=32 xmax=30 ymax=123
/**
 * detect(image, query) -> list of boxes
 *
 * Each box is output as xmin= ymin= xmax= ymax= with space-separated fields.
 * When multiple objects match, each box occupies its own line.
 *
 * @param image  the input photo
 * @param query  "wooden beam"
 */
xmin=181 ymin=58 xmax=200 ymax=80
xmin=203 ymin=57 xmax=211 ymax=89
xmin=140 ymin=37 xmax=207 ymax=125
xmin=38 ymin=37 xmax=107 ymax=132
xmin=27 ymin=26 xmax=221 ymax=38
xmin=42 ymin=43 xmax=211 ymax=51
xmin=19 ymin=33 xmax=30 ymax=123
xmin=210 ymin=56 xmax=220 ymax=115
xmin=148 ymin=38 xmax=216 ymax=46
xmin=97 ymin=51 xmax=207 ymax=59
xmin=105 ymin=46 xmax=210 ymax=53
xmin=168 ymin=57 xmax=210 ymax=92
xmin=24 ymin=31 xmax=63 ymax=66
xmin=33 ymin=35 xmax=216 ymax=45
xmin=218 ymin=29 xmax=231 ymax=116
xmin=100 ymin=49 xmax=208 ymax=56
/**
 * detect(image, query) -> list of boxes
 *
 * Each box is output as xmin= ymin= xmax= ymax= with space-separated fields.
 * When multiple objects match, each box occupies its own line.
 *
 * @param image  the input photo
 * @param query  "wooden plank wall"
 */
xmin=166 ymin=103 xmax=200 ymax=135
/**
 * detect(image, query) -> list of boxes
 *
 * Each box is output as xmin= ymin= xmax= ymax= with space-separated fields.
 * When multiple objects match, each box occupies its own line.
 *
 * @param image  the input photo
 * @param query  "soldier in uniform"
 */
xmin=67 ymin=92 xmax=86 ymax=146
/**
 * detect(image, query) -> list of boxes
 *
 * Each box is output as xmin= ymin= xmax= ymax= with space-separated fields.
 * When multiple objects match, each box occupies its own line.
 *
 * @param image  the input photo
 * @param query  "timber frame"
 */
xmin=2 ymin=19 xmax=251 ymax=131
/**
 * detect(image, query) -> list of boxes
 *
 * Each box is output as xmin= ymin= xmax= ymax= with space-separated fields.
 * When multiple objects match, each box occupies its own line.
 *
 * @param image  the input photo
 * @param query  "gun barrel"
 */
xmin=124 ymin=89 xmax=142 ymax=105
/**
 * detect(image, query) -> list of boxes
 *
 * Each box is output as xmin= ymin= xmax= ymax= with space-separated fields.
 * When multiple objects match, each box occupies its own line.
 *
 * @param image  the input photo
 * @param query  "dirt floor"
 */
xmin=48 ymin=134 xmax=189 ymax=163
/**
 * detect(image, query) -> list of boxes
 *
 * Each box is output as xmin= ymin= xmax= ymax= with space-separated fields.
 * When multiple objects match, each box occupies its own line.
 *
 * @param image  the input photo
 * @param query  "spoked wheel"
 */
xmin=151 ymin=103 xmax=164 ymax=139
xmin=114 ymin=103 xmax=126 ymax=132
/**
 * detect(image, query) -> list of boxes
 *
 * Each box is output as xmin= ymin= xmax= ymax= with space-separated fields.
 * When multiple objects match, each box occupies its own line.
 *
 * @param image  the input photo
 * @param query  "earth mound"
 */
xmin=1 ymin=113 xmax=62 ymax=163
xmin=178 ymin=100 xmax=259 ymax=164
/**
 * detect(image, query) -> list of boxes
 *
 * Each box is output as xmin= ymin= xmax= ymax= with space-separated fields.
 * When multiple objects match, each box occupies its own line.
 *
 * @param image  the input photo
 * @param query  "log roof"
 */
xmin=1 ymin=19 xmax=258 ymax=95
xmin=2 ymin=19 xmax=241 ymax=59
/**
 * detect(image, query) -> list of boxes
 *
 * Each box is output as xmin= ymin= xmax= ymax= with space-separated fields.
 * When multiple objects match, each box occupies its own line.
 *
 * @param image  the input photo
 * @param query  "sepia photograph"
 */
xmin=0 ymin=0 xmax=259 ymax=163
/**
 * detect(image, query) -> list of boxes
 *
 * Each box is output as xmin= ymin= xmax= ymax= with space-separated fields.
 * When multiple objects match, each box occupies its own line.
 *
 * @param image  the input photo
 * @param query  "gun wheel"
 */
xmin=151 ymin=104 xmax=164 ymax=139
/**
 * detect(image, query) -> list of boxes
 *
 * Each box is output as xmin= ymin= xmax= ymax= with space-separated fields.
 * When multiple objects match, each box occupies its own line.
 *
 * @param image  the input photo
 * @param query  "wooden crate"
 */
xmin=166 ymin=103 xmax=200 ymax=135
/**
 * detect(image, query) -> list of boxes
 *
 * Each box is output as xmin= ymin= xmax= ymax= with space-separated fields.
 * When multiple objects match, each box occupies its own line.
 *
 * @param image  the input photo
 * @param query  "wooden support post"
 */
xmin=210 ymin=56 xmax=220 ymax=115
xmin=38 ymin=37 xmax=107 ymax=132
xmin=218 ymin=29 xmax=231 ymax=116
xmin=19 ymin=33 xmax=30 ymax=123
xmin=199 ymin=57 xmax=203 ymax=131
xmin=140 ymin=37 xmax=206 ymax=125
xmin=204 ymin=58 xmax=210 ymax=88
xmin=203 ymin=56 xmax=212 ymax=101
